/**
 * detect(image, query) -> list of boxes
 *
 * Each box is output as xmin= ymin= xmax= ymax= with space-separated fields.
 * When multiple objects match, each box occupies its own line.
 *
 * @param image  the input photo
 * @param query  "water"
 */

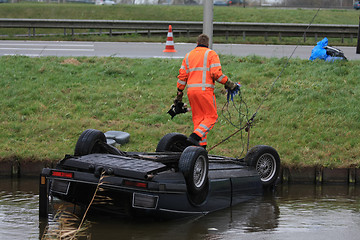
xmin=0 ymin=178 xmax=40 ymax=240
xmin=0 ymin=178 xmax=359 ymax=240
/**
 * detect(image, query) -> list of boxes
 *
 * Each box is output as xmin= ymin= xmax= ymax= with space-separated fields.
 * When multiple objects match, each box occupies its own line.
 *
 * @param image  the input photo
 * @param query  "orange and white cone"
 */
xmin=163 ymin=25 xmax=177 ymax=53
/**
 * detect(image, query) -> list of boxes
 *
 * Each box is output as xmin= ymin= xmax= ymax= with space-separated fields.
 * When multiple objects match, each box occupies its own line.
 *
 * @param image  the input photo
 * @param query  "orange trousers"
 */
xmin=187 ymin=90 xmax=218 ymax=146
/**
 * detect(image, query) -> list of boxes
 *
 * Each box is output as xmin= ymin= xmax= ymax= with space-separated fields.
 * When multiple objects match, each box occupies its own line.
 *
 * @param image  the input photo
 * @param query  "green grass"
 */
xmin=1 ymin=55 xmax=359 ymax=168
xmin=0 ymin=3 xmax=358 ymax=24
xmin=0 ymin=3 xmax=359 ymax=45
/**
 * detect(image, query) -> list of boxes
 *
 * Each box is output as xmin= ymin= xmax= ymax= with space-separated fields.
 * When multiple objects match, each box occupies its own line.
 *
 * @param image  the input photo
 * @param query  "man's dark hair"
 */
xmin=197 ymin=34 xmax=209 ymax=47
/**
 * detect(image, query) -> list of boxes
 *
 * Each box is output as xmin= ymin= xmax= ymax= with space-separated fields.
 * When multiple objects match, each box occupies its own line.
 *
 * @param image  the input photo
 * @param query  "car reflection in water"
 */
xmin=81 ymin=193 xmax=279 ymax=239
xmin=39 ymin=192 xmax=279 ymax=239
xmin=195 ymin=193 xmax=279 ymax=234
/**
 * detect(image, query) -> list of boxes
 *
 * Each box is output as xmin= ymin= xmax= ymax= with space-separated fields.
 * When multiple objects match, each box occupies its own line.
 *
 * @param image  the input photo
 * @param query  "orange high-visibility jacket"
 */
xmin=177 ymin=46 xmax=228 ymax=91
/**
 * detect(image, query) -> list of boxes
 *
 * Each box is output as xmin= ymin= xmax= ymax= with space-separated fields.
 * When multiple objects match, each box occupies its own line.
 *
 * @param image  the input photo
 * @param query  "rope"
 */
xmin=208 ymin=8 xmax=321 ymax=153
xmin=215 ymin=87 xmax=250 ymax=156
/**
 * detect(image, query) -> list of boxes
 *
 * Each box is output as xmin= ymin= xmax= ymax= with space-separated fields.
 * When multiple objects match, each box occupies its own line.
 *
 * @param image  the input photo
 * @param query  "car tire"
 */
xmin=244 ymin=145 xmax=280 ymax=188
xmin=74 ymin=129 xmax=107 ymax=156
xmin=156 ymin=132 xmax=189 ymax=152
xmin=179 ymin=146 xmax=209 ymax=195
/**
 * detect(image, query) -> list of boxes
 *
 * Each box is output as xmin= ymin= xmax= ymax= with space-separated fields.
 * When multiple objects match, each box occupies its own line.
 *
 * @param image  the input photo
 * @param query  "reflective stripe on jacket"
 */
xmin=177 ymin=46 xmax=228 ymax=91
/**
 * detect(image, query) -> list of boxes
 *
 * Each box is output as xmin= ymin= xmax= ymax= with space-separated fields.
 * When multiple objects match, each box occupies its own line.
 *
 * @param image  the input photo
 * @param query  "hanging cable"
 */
xmin=218 ymin=87 xmax=250 ymax=156
xmin=221 ymin=87 xmax=249 ymax=130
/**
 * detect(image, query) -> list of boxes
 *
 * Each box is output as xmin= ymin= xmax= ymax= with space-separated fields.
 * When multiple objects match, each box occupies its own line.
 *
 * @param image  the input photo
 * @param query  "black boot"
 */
xmin=187 ymin=133 xmax=201 ymax=146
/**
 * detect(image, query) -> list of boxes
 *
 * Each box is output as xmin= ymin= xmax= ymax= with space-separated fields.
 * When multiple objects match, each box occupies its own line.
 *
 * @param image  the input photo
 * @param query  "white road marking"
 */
xmin=0 ymin=48 xmax=94 ymax=51
xmin=4 ymin=54 xmax=41 ymax=57
xmin=153 ymin=56 xmax=183 ymax=59
xmin=0 ymin=43 xmax=94 ymax=47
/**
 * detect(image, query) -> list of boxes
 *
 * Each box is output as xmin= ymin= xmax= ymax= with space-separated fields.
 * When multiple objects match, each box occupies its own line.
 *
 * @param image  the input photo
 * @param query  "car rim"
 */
xmin=193 ymin=155 xmax=207 ymax=188
xmin=256 ymin=153 xmax=276 ymax=182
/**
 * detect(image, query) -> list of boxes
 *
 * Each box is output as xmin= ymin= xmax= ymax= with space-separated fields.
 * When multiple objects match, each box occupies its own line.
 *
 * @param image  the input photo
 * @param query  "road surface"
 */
xmin=0 ymin=40 xmax=359 ymax=60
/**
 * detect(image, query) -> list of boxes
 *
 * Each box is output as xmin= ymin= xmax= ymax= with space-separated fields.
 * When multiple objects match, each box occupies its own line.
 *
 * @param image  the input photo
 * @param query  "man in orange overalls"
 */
xmin=175 ymin=34 xmax=238 ymax=149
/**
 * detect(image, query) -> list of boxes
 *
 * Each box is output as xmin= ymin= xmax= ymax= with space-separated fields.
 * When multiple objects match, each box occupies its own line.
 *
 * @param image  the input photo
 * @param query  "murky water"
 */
xmin=0 ymin=178 xmax=40 ymax=240
xmin=0 ymin=177 xmax=359 ymax=240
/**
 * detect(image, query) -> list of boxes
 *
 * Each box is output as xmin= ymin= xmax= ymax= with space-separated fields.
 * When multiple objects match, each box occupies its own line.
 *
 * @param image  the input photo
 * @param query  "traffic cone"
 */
xmin=163 ymin=25 xmax=177 ymax=53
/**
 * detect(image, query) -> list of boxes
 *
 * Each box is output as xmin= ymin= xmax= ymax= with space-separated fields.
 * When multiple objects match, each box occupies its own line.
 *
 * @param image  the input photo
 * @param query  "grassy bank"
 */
xmin=1 ymin=3 xmax=358 ymax=24
xmin=1 ymin=55 xmax=359 ymax=168
xmin=0 ymin=3 xmax=359 ymax=45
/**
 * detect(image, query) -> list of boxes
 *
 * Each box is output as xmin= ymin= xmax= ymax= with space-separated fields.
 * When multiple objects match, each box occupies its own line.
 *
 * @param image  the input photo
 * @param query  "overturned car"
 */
xmin=39 ymin=129 xmax=280 ymax=220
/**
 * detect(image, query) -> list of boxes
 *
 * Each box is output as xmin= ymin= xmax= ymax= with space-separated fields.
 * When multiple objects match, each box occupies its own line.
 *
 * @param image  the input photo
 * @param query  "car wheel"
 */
xmin=179 ymin=146 xmax=209 ymax=195
xmin=74 ymin=129 xmax=107 ymax=156
xmin=245 ymin=145 xmax=280 ymax=188
xmin=156 ymin=132 xmax=189 ymax=152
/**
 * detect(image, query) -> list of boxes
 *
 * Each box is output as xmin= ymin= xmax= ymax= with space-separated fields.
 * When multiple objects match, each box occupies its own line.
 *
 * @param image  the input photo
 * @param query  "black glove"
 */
xmin=224 ymin=79 xmax=237 ymax=91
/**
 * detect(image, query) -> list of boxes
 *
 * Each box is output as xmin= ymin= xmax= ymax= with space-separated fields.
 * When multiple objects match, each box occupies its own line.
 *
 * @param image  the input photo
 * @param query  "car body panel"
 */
xmin=40 ymin=152 xmax=263 ymax=220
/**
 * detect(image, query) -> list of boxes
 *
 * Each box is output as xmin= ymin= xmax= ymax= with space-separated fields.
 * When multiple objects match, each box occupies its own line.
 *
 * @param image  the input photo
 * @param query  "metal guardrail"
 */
xmin=0 ymin=18 xmax=358 ymax=42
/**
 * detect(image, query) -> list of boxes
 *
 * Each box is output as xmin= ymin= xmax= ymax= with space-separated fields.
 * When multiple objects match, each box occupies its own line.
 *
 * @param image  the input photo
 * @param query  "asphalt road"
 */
xmin=1 ymin=40 xmax=359 ymax=60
